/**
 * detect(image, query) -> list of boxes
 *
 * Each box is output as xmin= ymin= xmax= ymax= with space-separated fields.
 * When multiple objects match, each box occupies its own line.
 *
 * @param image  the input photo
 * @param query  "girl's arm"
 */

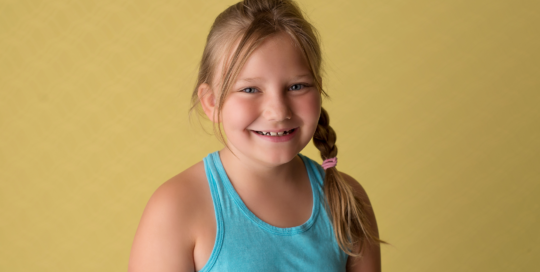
xmin=128 ymin=179 xmax=197 ymax=272
xmin=341 ymin=172 xmax=382 ymax=272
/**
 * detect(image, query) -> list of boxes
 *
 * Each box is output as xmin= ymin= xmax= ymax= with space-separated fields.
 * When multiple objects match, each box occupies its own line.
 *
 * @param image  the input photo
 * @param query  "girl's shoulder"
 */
xmin=129 ymin=161 xmax=213 ymax=271
xmin=148 ymin=160 xmax=210 ymax=212
xmin=338 ymin=171 xmax=381 ymax=271
xmin=145 ymin=160 xmax=213 ymax=231
xmin=338 ymin=171 xmax=371 ymax=203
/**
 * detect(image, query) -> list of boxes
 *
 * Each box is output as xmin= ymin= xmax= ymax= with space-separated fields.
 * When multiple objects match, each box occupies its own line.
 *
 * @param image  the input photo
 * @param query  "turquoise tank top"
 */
xmin=200 ymin=151 xmax=348 ymax=271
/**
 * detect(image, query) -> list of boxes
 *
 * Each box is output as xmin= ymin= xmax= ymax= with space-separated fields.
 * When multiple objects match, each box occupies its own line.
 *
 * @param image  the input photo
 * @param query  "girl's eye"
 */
xmin=241 ymin=87 xmax=258 ymax=93
xmin=289 ymin=84 xmax=305 ymax=91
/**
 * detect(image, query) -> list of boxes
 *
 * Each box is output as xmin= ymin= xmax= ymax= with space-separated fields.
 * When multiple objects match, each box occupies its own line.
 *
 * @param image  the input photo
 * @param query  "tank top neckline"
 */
xmin=209 ymin=151 xmax=321 ymax=235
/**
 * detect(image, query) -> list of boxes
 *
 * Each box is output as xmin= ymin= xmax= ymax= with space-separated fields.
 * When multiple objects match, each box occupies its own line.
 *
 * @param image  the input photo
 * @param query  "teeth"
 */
xmin=256 ymin=129 xmax=294 ymax=137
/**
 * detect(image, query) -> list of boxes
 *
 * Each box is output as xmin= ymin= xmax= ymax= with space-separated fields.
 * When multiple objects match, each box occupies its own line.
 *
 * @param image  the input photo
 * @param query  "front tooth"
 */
xmin=270 ymin=132 xmax=278 ymax=136
xmin=277 ymin=131 xmax=284 ymax=136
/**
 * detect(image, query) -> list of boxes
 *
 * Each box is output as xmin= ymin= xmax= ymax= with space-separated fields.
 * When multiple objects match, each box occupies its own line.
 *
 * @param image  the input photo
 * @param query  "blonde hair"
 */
xmin=190 ymin=0 xmax=383 ymax=257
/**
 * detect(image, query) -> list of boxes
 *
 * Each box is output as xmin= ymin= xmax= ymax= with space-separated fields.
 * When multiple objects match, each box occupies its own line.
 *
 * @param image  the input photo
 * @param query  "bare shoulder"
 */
xmin=339 ymin=171 xmax=371 ymax=204
xmin=128 ymin=161 xmax=210 ymax=272
xmin=148 ymin=160 xmax=209 ymax=217
xmin=339 ymin=171 xmax=382 ymax=272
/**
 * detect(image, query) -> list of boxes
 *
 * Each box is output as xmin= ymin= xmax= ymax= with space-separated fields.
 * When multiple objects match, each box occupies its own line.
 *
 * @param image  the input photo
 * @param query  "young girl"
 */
xmin=129 ymin=0 xmax=383 ymax=271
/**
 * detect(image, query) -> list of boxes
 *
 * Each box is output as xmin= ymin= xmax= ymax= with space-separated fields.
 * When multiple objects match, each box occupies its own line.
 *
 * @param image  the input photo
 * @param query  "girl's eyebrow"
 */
xmin=292 ymin=74 xmax=314 ymax=80
xmin=238 ymin=74 xmax=313 ymax=83
xmin=238 ymin=77 xmax=264 ymax=83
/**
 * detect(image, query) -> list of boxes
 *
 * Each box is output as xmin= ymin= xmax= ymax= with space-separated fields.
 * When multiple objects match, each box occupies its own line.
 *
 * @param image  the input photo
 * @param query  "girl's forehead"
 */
xmin=212 ymin=32 xmax=310 ymax=87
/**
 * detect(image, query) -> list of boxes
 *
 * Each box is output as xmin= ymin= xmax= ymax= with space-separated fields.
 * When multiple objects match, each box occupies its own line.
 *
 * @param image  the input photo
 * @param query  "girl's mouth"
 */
xmin=250 ymin=128 xmax=298 ymax=142
xmin=253 ymin=128 xmax=296 ymax=137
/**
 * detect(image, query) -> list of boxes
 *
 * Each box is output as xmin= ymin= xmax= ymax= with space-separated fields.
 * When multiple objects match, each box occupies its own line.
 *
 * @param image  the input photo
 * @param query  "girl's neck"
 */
xmin=218 ymin=148 xmax=305 ymax=190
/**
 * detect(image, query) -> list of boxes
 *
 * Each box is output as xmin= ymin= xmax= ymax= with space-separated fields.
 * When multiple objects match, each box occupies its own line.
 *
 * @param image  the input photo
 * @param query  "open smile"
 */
xmin=250 ymin=128 xmax=298 ymax=142
xmin=252 ymin=128 xmax=296 ymax=137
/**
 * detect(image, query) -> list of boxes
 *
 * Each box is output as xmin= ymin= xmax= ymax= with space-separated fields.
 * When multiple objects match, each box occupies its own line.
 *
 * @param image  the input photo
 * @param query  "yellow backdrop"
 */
xmin=1 ymin=0 xmax=538 ymax=271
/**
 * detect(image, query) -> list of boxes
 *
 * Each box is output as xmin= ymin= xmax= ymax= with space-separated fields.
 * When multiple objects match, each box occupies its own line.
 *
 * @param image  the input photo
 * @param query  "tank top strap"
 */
xmin=201 ymin=152 xmax=227 ymax=270
xmin=297 ymin=153 xmax=326 ymax=187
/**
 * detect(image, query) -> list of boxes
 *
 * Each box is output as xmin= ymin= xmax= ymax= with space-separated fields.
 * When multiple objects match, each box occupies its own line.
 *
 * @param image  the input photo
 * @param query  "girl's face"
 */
xmin=214 ymin=32 xmax=321 ymax=166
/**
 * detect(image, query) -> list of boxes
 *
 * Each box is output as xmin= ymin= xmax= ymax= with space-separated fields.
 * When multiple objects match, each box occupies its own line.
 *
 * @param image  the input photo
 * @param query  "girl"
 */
xmin=129 ymin=0 xmax=383 ymax=271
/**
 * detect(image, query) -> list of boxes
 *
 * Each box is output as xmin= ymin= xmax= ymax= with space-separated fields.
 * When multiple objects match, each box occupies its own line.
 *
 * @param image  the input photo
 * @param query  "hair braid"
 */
xmin=313 ymin=107 xmax=337 ymax=159
xmin=313 ymin=107 xmax=381 ymax=257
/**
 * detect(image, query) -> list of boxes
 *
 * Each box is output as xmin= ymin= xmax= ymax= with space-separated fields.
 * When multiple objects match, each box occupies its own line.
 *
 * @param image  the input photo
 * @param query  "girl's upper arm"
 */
xmin=340 ymin=172 xmax=382 ymax=272
xmin=128 ymin=179 xmax=196 ymax=272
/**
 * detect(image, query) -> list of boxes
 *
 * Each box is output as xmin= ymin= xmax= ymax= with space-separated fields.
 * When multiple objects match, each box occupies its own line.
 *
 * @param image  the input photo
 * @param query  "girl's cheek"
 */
xmin=224 ymin=96 xmax=257 ymax=114
xmin=221 ymin=96 xmax=259 ymax=127
xmin=295 ymin=92 xmax=322 ymax=121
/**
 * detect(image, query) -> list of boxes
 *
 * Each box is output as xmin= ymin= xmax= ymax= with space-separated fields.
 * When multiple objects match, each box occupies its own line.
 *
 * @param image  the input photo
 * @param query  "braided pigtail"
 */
xmin=313 ymin=107 xmax=382 ymax=257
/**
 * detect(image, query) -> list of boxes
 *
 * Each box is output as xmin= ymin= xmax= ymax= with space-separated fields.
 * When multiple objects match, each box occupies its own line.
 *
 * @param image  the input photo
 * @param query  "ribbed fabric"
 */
xmin=199 ymin=151 xmax=348 ymax=272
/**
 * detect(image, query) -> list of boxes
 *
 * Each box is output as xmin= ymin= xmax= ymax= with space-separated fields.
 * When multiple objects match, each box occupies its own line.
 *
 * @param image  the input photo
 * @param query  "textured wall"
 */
xmin=1 ymin=0 xmax=539 ymax=271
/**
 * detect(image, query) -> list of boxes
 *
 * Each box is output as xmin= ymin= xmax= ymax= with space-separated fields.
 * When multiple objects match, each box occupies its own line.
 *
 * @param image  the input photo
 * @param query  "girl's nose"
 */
xmin=262 ymin=92 xmax=292 ymax=122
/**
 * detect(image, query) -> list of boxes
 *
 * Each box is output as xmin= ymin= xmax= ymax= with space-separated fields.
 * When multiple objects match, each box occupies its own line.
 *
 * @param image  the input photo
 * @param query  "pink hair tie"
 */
xmin=322 ymin=157 xmax=337 ymax=170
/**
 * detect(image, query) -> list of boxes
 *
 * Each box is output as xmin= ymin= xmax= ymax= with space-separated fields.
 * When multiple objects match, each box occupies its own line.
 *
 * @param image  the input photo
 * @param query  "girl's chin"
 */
xmin=226 ymin=145 xmax=299 ymax=166
xmin=251 ymin=146 xmax=306 ymax=166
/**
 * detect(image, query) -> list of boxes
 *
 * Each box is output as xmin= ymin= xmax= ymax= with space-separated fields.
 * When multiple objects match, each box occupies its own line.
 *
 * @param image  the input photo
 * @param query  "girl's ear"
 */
xmin=198 ymin=83 xmax=218 ymax=123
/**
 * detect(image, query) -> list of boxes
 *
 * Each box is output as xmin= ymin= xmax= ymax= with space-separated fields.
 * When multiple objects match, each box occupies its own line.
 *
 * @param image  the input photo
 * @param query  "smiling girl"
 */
xmin=129 ymin=0 xmax=383 ymax=271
